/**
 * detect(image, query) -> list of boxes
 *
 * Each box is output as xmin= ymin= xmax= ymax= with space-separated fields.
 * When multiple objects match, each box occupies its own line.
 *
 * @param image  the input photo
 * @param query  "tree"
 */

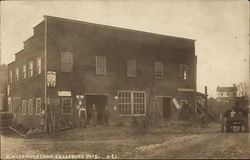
xmin=235 ymin=82 xmax=248 ymax=97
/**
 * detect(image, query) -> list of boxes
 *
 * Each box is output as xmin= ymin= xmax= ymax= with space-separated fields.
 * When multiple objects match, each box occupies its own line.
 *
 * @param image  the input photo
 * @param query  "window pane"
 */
xmin=180 ymin=65 xmax=188 ymax=80
xmin=127 ymin=59 xmax=136 ymax=77
xmin=96 ymin=56 xmax=106 ymax=75
xmin=61 ymin=52 xmax=73 ymax=72
xmin=62 ymin=98 xmax=72 ymax=114
xmin=155 ymin=61 xmax=163 ymax=78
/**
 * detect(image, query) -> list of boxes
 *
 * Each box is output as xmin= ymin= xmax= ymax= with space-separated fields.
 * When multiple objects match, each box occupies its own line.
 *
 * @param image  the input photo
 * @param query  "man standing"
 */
xmin=79 ymin=106 xmax=87 ymax=128
xmin=91 ymin=104 xmax=97 ymax=127
xmin=103 ymin=106 xmax=109 ymax=126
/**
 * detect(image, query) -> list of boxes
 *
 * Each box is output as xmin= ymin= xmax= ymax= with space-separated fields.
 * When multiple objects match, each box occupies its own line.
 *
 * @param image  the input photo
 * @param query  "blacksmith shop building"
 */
xmin=8 ymin=16 xmax=197 ymax=130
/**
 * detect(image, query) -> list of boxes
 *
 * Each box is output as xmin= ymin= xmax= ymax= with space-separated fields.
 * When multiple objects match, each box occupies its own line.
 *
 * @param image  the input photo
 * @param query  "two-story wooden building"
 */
xmin=8 ymin=16 xmax=197 ymax=131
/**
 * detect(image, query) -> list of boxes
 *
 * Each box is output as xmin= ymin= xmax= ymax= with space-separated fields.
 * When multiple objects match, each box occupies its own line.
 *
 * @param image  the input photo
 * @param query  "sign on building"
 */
xmin=58 ymin=91 xmax=71 ymax=97
xmin=47 ymin=71 xmax=56 ymax=88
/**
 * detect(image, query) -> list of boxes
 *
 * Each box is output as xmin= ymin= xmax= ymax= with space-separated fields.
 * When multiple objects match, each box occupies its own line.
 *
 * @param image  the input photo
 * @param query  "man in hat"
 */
xmin=79 ymin=106 xmax=87 ymax=128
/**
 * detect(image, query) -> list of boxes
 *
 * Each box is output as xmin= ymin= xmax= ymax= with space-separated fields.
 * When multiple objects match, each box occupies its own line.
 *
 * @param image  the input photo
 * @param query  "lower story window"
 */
xmin=62 ymin=98 xmax=73 ymax=114
xmin=28 ymin=99 xmax=33 ymax=115
xmin=8 ymin=100 xmax=12 ymax=113
xmin=36 ymin=98 xmax=41 ymax=115
xmin=22 ymin=100 xmax=27 ymax=115
xmin=118 ymin=91 xmax=146 ymax=115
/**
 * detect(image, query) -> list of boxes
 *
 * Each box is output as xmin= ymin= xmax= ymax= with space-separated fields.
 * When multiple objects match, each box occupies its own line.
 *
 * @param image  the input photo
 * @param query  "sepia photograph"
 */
xmin=0 ymin=0 xmax=249 ymax=159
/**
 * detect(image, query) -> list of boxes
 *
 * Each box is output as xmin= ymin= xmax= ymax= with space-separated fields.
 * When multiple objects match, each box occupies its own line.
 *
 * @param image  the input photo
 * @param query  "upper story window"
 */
xmin=15 ymin=67 xmax=19 ymax=81
xmin=127 ymin=59 xmax=136 ymax=77
xmin=221 ymin=92 xmax=223 ymax=96
xmin=155 ymin=61 xmax=163 ymax=78
xmin=180 ymin=64 xmax=188 ymax=80
xmin=36 ymin=57 xmax=41 ymax=74
xmin=96 ymin=56 xmax=106 ymax=75
xmin=29 ymin=61 xmax=33 ymax=77
xmin=23 ymin=64 xmax=26 ymax=79
xmin=61 ymin=52 xmax=73 ymax=72
xmin=9 ymin=70 xmax=13 ymax=84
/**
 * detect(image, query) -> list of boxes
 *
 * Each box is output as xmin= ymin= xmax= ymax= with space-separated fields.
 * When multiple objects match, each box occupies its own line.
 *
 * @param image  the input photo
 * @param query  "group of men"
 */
xmin=78 ymin=104 xmax=110 ymax=128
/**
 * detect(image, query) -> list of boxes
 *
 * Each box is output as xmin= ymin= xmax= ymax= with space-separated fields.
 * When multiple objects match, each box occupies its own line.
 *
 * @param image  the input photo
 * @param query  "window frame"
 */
xmin=155 ymin=61 xmax=164 ymax=78
xmin=9 ymin=70 xmax=13 ymax=84
xmin=28 ymin=99 xmax=33 ymax=115
xmin=127 ymin=59 xmax=137 ymax=77
xmin=15 ymin=67 xmax=19 ymax=81
xmin=118 ymin=90 xmax=146 ymax=116
xmin=36 ymin=98 xmax=41 ymax=115
xmin=22 ymin=100 xmax=27 ymax=115
xmin=95 ymin=56 xmax=106 ymax=75
xmin=29 ymin=61 xmax=33 ymax=77
xmin=23 ymin=64 xmax=27 ymax=79
xmin=180 ymin=64 xmax=188 ymax=80
xmin=61 ymin=52 xmax=73 ymax=72
xmin=61 ymin=97 xmax=73 ymax=115
xmin=36 ymin=57 xmax=41 ymax=75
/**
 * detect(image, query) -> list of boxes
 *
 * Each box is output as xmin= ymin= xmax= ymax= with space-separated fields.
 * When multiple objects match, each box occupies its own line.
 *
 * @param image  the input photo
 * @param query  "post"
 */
xmin=205 ymin=86 xmax=208 ymax=112
xmin=44 ymin=16 xmax=48 ymax=132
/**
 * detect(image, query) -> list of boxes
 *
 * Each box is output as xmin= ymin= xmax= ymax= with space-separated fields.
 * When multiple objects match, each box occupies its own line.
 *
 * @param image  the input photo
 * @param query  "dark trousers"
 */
xmin=79 ymin=119 xmax=87 ymax=128
xmin=92 ymin=116 xmax=97 ymax=127
xmin=103 ymin=117 xmax=109 ymax=126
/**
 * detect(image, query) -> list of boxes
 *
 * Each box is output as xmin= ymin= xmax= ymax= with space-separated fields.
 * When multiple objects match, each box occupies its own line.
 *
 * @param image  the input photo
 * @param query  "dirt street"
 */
xmin=1 ymin=124 xmax=250 ymax=159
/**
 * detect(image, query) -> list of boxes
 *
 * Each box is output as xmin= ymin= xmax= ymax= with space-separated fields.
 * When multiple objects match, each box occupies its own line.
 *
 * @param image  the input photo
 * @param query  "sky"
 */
xmin=0 ymin=0 xmax=249 ymax=97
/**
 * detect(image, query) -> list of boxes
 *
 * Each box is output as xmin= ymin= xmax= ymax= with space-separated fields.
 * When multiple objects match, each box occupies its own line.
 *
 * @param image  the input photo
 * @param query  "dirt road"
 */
xmin=131 ymin=133 xmax=250 ymax=159
xmin=1 ymin=125 xmax=250 ymax=159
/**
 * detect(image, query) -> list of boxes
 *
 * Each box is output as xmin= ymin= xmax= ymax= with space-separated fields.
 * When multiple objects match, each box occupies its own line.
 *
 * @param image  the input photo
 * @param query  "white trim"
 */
xmin=28 ymin=99 xmax=33 ymax=115
xmin=177 ymin=88 xmax=195 ymax=92
xmin=117 ymin=90 xmax=146 ymax=116
xmin=22 ymin=100 xmax=27 ymax=115
xmin=36 ymin=98 xmax=41 ymax=115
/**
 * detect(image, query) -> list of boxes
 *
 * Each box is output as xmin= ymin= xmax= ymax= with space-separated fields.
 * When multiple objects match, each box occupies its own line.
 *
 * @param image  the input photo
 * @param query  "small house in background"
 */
xmin=216 ymin=85 xmax=237 ymax=103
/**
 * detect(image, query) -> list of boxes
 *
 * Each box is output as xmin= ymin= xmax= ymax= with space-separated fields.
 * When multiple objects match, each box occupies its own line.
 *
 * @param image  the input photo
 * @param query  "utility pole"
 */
xmin=205 ymin=86 xmax=208 ymax=112
xmin=44 ymin=16 xmax=48 ymax=133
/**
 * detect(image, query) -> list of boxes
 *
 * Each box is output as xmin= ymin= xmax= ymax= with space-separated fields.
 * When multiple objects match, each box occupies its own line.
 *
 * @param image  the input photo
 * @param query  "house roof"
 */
xmin=216 ymin=87 xmax=237 ymax=92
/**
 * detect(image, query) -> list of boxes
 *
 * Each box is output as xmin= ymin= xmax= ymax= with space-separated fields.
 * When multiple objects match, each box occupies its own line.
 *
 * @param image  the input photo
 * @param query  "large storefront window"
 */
xmin=118 ymin=91 xmax=146 ymax=116
xmin=62 ymin=98 xmax=73 ymax=114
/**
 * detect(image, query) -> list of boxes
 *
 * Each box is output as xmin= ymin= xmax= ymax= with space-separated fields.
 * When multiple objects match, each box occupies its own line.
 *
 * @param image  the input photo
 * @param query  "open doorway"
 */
xmin=85 ymin=95 xmax=108 ymax=125
xmin=162 ymin=97 xmax=172 ymax=118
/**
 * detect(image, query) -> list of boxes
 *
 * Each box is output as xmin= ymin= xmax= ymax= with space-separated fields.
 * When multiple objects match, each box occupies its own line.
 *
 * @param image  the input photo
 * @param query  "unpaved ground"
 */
xmin=1 ymin=123 xmax=250 ymax=159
